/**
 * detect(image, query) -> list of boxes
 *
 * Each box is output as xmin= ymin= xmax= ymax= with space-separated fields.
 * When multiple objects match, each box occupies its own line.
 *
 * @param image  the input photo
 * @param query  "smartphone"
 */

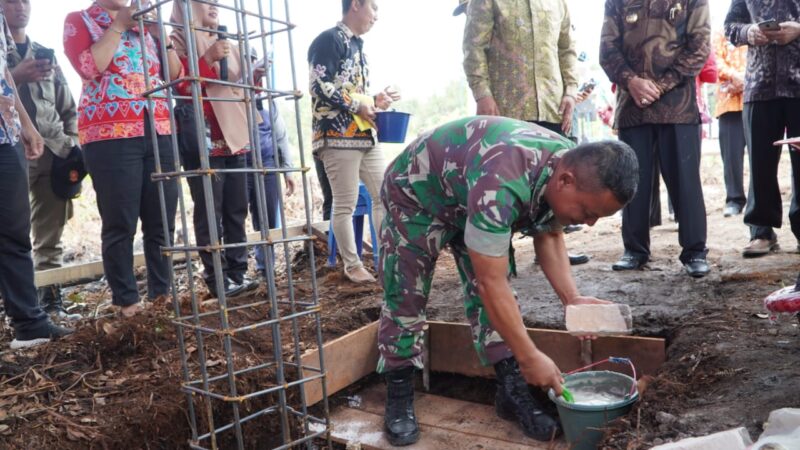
xmin=758 ymin=19 xmax=780 ymax=31
xmin=34 ymin=48 xmax=54 ymax=64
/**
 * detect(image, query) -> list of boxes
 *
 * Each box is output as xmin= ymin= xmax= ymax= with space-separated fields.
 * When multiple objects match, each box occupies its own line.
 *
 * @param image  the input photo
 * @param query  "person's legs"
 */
xmin=616 ymin=125 xmax=657 ymax=266
xmin=249 ymin=155 xmax=280 ymax=274
xmin=449 ymin=235 xmax=560 ymax=441
xmin=314 ymin=155 xmax=332 ymax=221
xmin=0 ymin=143 xmax=49 ymax=337
xmin=358 ymin=146 xmax=386 ymax=251
xmin=84 ymin=138 xmax=145 ymax=307
xmin=658 ymin=124 xmax=709 ymax=273
xmin=139 ymin=133 xmax=178 ymax=299
xmin=28 ymin=149 xmax=74 ymax=315
xmin=719 ymin=111 xmax=747 ymax=212
xmin=743 ymin=100 xmax=784 ymax=243
xmin=449 ymin=237 xmax=512 ymax=366
xmin=183 ymin=152 xmax=227 ymax=290
xmin=320 ymin=148 xmax=367 ymax=274
xmin=220 ymin=154 xmax=250 ymax=284
xmin=783 ymin=98 xmax=800 ymax=243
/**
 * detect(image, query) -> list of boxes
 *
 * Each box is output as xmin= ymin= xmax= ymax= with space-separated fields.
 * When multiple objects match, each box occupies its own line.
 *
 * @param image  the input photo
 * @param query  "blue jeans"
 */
xmin=247 ymin=154 xmax=280 ymax=273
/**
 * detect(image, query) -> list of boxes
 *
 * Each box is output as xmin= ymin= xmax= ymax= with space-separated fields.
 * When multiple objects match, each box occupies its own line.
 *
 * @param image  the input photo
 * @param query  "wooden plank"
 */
xmin=301 ymin=321 xmax=379 ymax=406
xmin=428 ymin=321 xmax=664 ymax=378
xmin=326 ymin=384 xmax=566 ymax=449
xmin=34 ymin=221 xmax=329 ymax=287
xmin=590 ymin=334 xmax=666 ymax=377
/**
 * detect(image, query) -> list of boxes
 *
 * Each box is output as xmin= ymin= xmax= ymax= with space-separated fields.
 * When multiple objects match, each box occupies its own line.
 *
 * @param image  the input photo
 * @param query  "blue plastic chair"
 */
xmin=327 ymin=183 xmax=379 ymax=269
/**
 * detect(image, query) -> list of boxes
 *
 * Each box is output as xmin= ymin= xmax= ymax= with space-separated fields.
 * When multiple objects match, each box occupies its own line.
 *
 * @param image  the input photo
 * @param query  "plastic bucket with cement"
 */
xmin=548 ymin=370 xmax=639 ymax=450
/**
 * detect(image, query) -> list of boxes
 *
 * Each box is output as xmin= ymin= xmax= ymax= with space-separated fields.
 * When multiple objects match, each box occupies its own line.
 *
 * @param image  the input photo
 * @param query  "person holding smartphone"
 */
xmin=725 ymin=1 xmax=800 ymax=257
xmin=3 ymin=0 xmax=81 ymax=322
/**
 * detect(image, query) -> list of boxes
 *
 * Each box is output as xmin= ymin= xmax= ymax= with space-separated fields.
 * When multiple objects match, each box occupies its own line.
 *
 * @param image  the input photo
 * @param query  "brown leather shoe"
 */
xmin=344 ymin=266 xmax=376 ymax=284
xmin=742 ymin=238 xmax=779 ymax=258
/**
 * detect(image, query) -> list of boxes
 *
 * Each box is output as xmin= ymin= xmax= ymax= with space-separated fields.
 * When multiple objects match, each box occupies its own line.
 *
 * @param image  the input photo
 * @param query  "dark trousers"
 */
xmin=743 ymin=99 xmax=800 ymax=240
xmin=247 ymin=154 xmax=280 ymax=272
xmin=0 ymin=143 xmax=48 ymax=337
xmin=719 ymin=111 xmax=747 ymax=208
xmin=183 ymin=152 xmax=249 ymax=286
xmin=314 ymin=155 xmax=332 ymax=221
xmin=83 ymin=132 xmax=178 ymax=307
xmin=618 ymin=124 xmax=707 ymax=263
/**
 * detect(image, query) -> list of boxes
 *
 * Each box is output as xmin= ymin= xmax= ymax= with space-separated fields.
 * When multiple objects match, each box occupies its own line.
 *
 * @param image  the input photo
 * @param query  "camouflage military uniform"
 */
xmin=377 ymin=116 xmax=575 ymax=373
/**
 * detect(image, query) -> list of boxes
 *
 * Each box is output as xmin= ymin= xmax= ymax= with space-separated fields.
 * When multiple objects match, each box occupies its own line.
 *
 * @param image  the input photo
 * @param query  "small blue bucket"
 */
xmin=376 ymin=111 xmax=411 ymax=143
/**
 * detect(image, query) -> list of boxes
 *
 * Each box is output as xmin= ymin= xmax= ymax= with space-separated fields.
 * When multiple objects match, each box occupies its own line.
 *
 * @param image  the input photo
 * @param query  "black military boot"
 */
xmin=494 ymin=357 xmax=561 ymax=441
xmin=383 ymin=367 xmax=420 ymax=446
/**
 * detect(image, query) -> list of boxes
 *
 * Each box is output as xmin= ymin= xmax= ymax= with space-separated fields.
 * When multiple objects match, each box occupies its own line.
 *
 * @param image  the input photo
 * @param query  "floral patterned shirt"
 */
xmin=0 ymin=6 xmax=21 ymax=147
xmin=713 ymin=30 xmax=747 ymax=117
xmin=307 ymin=22 xmax=374 ymax=152
xmin=63 ymin=2 xmax=171 ymax=145
xmin=463 ymin=0 xmax=579 ymax=123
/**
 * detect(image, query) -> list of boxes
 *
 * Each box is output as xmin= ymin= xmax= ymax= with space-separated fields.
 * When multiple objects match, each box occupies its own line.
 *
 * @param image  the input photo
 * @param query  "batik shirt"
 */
xmin=600 ymin=0 xmax=711 ymax=129
xmin=308 ymin=22 xmax=374 ymax=152
xmin=63 ymin=2 xmax=171 ymax=145
xmin=725 ymin=0 xmax=800 ymax=103
xmin=463 ymin=0 xmax=579 ymax=123
xmin=713 ymin=30 xmax=747 ymax=117
xmin=0 ymin=6 xmax=21 ymax=146
xmin=384 ymin=116 xmax=574 ymax=257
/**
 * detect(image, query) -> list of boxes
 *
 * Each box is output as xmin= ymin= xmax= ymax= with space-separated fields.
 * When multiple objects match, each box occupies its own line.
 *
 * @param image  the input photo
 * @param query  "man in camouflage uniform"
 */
xmin=377 ymin=116 xmax=639 ymax=446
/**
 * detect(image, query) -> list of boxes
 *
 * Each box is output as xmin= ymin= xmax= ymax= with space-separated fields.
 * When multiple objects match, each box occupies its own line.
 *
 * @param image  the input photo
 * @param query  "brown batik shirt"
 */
xmin=599 ymin=0 xmax=711 ymax=129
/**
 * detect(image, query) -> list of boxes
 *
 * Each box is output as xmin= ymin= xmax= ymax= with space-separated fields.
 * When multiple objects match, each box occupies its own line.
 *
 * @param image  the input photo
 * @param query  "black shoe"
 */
xmin=38 ymin=285 xmax=81 ymax=321
xmin=384 ymin=367 xmax=420 ymax=446
xmin=10 ymin=322 xmax=74 ymax=349
xmin=612 ymin=254 xmax=647 ymax=271
xmin=228 ymin=274 xmax=259 ymax=296
xmin=684 ymin=258 xmax=710 ymax=278
xmin=568 ymin=253 xmax=590 ymax=265
xmin=207 ymin=278 xmax=246 ymax=299
xmin=563 ymin=224 xmax=583 ymax=234
xmin=723 ymin=203 xmax=743 ymax=217
xmin=494 ymin=357 xmax=561 ymax=441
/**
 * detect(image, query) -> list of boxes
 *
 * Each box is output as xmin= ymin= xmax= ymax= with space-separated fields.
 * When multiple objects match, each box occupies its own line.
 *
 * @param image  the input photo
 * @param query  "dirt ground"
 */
xmin=1 ymin=142 xmax=799 ymax=449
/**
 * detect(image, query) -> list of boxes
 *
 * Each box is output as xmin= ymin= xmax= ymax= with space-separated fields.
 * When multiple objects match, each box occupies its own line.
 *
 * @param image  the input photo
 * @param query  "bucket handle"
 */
xmin=565 ymin=356 xmax=638 ymax=399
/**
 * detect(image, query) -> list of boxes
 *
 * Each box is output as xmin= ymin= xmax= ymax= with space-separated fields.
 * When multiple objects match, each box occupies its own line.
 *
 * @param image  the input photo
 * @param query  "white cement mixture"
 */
xmin=568 ymin=388 xmax=627 ymax=406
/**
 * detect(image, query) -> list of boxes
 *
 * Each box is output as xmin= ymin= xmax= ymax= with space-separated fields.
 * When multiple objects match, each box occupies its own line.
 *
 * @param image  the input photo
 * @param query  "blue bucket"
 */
xmin=376 ymin=111 xmax=411 ymax=143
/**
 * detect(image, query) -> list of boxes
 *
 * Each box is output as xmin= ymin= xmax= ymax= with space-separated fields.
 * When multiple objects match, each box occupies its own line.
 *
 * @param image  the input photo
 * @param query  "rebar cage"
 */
xmin=132 ymin=0 xmax=330 ymax=448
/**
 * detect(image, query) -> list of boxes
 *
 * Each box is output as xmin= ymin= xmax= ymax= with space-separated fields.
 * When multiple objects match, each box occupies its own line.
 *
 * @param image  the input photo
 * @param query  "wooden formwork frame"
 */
xmin=301 ymin=320 xmax=665 ymax=406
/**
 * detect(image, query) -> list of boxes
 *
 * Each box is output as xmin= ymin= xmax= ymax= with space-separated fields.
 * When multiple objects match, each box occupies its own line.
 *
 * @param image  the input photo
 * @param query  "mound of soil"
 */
xmin=0 ymin=241 xmax=382 ymax=449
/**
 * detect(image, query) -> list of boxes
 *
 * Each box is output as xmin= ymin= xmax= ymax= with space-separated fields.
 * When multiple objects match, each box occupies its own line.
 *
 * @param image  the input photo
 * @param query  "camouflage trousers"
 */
xmin=376 ymin=181 xmax=514 ymax=373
